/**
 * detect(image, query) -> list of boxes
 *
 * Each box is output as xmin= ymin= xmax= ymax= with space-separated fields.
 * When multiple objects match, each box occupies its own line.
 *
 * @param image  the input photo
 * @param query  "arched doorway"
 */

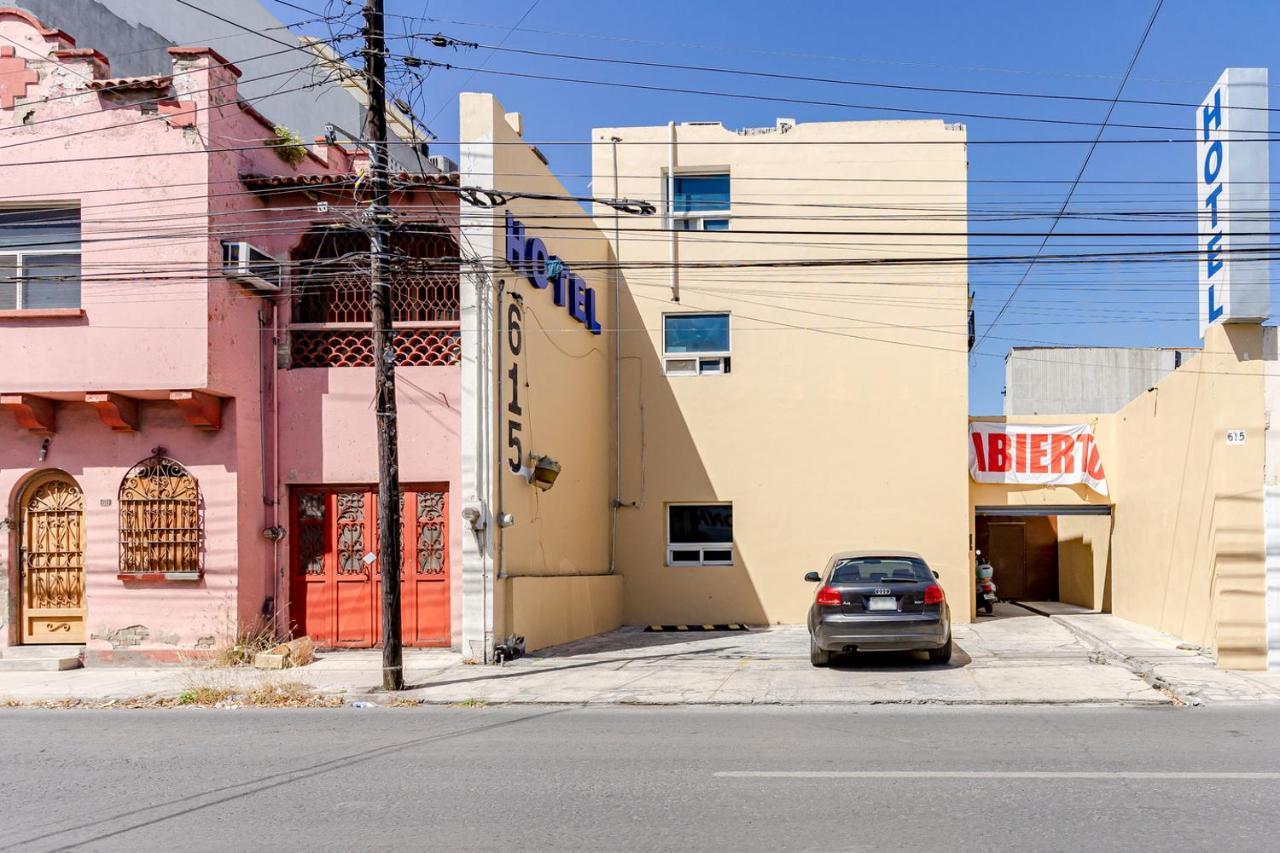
xmin=16 ymin=471 xmax=85 ymax=643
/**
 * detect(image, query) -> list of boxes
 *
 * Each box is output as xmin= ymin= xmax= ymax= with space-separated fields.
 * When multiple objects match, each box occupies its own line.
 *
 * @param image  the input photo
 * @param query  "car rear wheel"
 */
xmin=928 ymin=635 xmax=953 ymax=664
xmin=810 ymin=635 xmax=832 ymax=668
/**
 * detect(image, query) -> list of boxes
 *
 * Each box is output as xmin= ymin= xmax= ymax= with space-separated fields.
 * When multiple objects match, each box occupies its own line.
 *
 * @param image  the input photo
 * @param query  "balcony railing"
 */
xmin=288 ymin=322 xmax=461 ymax=368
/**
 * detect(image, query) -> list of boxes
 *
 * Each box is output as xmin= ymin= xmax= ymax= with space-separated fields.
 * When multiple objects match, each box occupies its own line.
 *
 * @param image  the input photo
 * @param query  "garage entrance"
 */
xmin=975 ymin=505 xmax=1112 ymax=610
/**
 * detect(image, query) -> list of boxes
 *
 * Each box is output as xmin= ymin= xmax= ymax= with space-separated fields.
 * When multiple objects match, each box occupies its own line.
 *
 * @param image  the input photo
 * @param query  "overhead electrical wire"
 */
xmin=413 ymin=35 xmax=1279 ymax=116
xmin=974 ymin=0 xmax=1165 ymax=353
xmin=0 ymin=1 xmax=1246 ymax=367
xmin=397 ymin=54 xmax=1275 ymax=138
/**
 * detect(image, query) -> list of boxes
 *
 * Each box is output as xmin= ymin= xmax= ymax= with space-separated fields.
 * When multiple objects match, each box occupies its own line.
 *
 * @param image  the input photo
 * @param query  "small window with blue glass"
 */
xmin=672 ymin=173 xmax=729 ymax=232
xmin=663 ymin=312 xmax=730 ymax=376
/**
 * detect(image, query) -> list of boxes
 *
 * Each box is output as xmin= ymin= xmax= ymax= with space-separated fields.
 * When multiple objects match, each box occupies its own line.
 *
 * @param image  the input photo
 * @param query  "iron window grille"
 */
xmin=118 ymin=451 xmax=203 ymax=579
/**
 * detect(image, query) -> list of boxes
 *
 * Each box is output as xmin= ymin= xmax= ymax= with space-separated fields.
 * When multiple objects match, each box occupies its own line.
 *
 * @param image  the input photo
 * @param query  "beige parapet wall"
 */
xmin=970 ymin=322 xmax=1271 ymax=670
xmin=460 ymin=93 xmax=620 ymax=655
xmin=1109 ymin=323 xmax=1267 ymax=670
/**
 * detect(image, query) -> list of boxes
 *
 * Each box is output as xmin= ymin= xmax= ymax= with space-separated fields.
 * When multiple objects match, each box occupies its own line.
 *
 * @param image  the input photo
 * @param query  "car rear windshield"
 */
xmin=830 ymin=557 xmax=932 ymax=583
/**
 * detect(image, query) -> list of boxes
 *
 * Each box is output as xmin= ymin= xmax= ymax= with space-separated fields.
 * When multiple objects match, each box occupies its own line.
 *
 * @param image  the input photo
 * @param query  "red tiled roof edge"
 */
xmin=240 ymin=172 xmax=459 ymax=190
xmin=86 ymin=75 xmax=173 ymax=92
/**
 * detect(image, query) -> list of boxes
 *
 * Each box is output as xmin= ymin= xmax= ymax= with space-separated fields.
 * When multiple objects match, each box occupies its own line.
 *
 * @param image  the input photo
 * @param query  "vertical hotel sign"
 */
xmin=1197 ymin=68 xmax=1270 ymax=338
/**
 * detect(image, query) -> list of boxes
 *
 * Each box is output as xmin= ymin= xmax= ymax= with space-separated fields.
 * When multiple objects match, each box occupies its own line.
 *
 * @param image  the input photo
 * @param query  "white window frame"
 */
xmin=675 ymin=217 xmax=731 ymax=232
xmin=663 ymin=312 xmax=731 ymax=376
xmin=666 ymin=502 xmax=734 ymax=567
xmin=0 ymin=250 xmax=82 ymax=310
xmin=0 ymin=205 xmax=82 ymax=311
xmin=667 ymin=170 xmax=731 ymax=232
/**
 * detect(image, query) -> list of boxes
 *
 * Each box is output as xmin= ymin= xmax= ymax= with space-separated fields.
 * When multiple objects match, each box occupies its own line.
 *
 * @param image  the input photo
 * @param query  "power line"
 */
xmin=402 ymin=54 xmax=1269 ymax=137
xmin=417 ymin=35 xmax=1279 ymax=116
xmin=975 ymin=0 xmax=1165 ymax=353
xmin=422 ymin=0 xmax=540 ymax=126
xmin=383 ymin=11 xmax=1233 ymax=89
xmin=172 ymin=0 xmax=343 ymax=55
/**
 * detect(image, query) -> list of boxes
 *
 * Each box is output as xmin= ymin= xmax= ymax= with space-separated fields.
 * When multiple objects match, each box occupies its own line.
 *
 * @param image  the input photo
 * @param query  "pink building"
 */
xmin=0 ymin=9 xmax=461 ymax=664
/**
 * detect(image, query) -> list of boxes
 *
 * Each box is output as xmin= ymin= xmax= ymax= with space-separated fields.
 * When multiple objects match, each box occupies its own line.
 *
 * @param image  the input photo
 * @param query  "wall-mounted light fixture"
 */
xmin=262 ymin=526 xmax=287 ymax=542
xmin=526 ymin=454 xmax=561 ymax=491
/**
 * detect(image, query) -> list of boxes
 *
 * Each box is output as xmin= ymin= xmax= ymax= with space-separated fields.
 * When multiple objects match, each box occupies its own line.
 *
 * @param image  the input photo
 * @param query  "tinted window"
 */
xmin=669 ymin=504 xmax=732 ymax=544
xmin=21 ymin=253 xmax=80 ymax=309
xmin=831 ymin=558 xmax=932 ymax=583
xmin=664 ymin=313 xmax=729 ymax=354
xmin=0 ymin=255 xmax=15 ymax=310
xmin=0 ymin=207 xmax=80 ymax=251
xmin=673 ymin=174 xmax=729 ymax=213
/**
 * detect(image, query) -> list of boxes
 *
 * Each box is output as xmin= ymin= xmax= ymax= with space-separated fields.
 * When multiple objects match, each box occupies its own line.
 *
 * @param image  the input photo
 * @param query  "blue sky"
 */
xmin=266 ymin=0 xmax=1280 ymax=413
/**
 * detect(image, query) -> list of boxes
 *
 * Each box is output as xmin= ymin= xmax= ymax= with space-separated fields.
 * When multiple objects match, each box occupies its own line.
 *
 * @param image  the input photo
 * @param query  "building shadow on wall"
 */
xmin=612 ymin=280 xmax=768 ymax=628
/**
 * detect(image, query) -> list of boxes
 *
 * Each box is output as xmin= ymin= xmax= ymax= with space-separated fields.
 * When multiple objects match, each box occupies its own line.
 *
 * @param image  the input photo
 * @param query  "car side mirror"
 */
xmin=804 ymin=571 xmax=821 ymax=583
xmin=932 ymin=571 xmax=940 ymax=579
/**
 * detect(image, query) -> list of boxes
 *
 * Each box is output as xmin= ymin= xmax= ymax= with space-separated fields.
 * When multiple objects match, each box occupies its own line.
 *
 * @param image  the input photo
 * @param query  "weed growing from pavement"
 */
xmin=208 ymin=624 xmax=281 ymax=668
xmin=1 ymin=682 xmax=344 ymax=710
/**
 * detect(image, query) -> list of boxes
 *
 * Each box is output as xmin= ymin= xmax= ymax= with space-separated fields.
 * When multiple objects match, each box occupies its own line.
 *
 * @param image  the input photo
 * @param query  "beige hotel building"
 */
xmin=459 ymin=92 xmax=1280 ymax=672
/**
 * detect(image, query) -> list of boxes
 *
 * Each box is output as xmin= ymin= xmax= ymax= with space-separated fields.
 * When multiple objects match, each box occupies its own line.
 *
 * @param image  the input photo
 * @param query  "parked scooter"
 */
xmin=975 ymin=550 xmax=998 ymax=615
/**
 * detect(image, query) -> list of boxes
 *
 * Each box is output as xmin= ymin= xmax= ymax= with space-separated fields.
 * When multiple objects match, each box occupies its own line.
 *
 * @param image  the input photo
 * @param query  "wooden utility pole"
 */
xmin=363 ymin=0 xmax=404 ymax=690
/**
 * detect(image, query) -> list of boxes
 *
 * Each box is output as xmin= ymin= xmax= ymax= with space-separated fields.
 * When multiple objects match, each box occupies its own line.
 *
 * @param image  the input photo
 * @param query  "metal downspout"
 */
xmin=494 ymin=278 xmax=506 ymax=582
xmin=271 ymin=301 xmax=282 ymax=638
xmin=668 ymin=121 xmax=679 ymax=303
xmin=609 ymin=136 xmax=622 ymax=574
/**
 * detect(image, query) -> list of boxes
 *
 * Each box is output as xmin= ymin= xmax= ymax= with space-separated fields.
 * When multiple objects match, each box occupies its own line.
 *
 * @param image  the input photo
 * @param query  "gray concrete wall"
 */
xmin=1004 ymin=347 xmax=1200 ymax=415
xmin=15 ymin=0 xmax=425 ymax=169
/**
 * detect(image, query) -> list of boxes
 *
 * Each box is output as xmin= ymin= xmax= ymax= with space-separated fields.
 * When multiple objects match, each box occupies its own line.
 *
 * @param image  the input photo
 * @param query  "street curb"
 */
xmin=1046 ymin=616 xmax=1200 ymax=707
xmin=333 ymin=691 xmax=1173 ymax=709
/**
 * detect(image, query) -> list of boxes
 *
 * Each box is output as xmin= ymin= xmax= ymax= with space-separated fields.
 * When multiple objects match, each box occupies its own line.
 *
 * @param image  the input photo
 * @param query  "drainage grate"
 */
xmin=644 ymin=624 xmax=749 ymax=632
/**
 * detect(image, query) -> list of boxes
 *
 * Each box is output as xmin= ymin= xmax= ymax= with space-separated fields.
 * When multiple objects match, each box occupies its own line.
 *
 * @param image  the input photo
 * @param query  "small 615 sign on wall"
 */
xmin=1227 ymin=429 xmax=1246 ymax=445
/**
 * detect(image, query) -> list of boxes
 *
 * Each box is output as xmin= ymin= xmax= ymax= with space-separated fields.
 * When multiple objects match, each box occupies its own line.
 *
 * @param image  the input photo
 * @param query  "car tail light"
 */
xmin=816 ymin=586 xmax=842 ymax=607
xmin=924 ymin=584 xmax=945 ymax=605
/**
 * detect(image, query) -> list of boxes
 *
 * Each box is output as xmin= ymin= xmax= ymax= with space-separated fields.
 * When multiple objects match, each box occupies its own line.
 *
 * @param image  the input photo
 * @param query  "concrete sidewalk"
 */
xmin=1051 ymin=611 xmax=1280 ymax=705
xmin=3 ymin=605 xmax=1279 ymax=707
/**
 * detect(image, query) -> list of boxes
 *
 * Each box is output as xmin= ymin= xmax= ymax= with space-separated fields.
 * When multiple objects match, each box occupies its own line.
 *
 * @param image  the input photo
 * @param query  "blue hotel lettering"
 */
xmin=505 ymin=212 xmax=602 ymax=334
xmin=1202 ymin=88 xmax=1225 ymax=323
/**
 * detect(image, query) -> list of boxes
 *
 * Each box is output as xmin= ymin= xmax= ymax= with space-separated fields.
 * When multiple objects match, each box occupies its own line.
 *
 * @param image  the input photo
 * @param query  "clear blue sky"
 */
xmin=266 ymin=0 xmax=1280 ymax=413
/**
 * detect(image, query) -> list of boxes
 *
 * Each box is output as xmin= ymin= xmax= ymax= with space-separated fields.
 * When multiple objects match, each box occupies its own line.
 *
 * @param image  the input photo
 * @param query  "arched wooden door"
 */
xmin=18 ymin=472 xmax=86 ymax=643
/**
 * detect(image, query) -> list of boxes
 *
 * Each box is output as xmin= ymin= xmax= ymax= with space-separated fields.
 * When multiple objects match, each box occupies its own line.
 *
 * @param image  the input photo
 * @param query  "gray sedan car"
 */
xmin=805 ymin=550 xmax=951 ymax=667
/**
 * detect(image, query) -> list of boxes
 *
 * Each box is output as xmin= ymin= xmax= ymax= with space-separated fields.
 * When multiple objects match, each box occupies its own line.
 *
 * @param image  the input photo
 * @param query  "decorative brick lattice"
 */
xmin=290 ymin=328 xmax=461 ymax=368
xmin=289 ymin=226 xmax=460 ymax=367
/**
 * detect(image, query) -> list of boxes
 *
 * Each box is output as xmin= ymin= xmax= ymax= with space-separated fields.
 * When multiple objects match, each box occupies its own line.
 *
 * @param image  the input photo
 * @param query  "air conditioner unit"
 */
xmin=222 ymin=241 xmax=283 ymax=292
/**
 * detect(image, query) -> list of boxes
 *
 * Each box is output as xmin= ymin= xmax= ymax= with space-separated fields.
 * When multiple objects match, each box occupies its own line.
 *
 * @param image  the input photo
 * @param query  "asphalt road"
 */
xmin=2 ymin=705 xmax=1278 ymax=852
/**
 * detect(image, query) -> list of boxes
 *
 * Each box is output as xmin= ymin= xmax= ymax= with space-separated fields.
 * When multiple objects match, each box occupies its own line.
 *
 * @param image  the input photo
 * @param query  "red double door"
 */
xmin=291 ymin=485 xmax=450 ymax=648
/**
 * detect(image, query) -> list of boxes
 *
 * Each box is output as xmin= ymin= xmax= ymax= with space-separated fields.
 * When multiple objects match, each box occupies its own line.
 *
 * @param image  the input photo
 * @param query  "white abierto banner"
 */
xmin=969 ymin=422 xmax=1108 ymax=497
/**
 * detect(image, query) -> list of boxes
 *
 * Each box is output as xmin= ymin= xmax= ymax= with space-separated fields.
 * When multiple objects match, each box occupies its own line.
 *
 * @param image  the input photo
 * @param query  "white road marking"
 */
xmin=715 ymin=771 xmax=1280 ymax=780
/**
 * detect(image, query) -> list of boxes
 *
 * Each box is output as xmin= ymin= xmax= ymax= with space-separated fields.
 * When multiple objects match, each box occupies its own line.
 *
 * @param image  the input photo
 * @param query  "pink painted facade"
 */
xmin=0 ymin=9 xmax=461 ymax=663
